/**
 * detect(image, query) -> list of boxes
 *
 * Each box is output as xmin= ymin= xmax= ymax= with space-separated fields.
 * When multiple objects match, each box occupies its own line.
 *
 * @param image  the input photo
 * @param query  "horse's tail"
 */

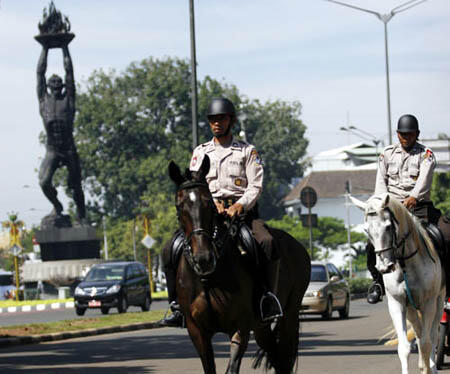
xmin=252 ymin=347 xmax=273 ymax=371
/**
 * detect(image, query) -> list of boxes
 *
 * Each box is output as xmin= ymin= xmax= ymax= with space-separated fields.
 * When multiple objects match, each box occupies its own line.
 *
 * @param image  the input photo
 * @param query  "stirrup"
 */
xmin=444 ymin=301 xmax=450 ymax=312
xmin=260 ymin=291 xmax=283 ymax=322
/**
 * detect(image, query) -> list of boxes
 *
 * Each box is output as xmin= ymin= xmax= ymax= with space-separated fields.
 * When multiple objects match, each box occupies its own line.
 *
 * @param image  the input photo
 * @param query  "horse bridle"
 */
xmin=176 ymin=180 xmax=234 ymax=277
xmin=367 ymin=208 xmax=415 ymax=267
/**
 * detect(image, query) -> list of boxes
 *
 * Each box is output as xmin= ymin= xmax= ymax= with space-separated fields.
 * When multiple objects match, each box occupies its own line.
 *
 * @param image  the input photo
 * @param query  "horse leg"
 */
xmin=225 ymin=330 xmax=250 ymax=374
xmin=429 ymin=291 xmax=445 ymax=374
xmin=429 ymin=292 xmax=445 ymax=374
xmin=186 ymin=318 xmax=216 ymax=374
xmin=274 ymin=306 xmax=300 ymax=373
xmin=386 ymin=294 xmax=410 ymax=374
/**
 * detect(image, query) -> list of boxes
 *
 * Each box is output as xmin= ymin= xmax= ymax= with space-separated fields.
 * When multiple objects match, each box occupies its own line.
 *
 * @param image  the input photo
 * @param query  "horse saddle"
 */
xmin=425 ymin=223 xmax=447 ymax=261
xmin=169 ymin=230 xmax=185 ymax=268
xmin=167 ymin=224 xmax=260 ymax=269
xmin=237 ymin=223 xmax=259 ymax=265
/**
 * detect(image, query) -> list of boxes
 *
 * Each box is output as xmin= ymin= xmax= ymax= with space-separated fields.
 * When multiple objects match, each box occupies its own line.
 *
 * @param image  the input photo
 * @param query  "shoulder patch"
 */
xmin=251 ymin=149 xmax=262 ymax=165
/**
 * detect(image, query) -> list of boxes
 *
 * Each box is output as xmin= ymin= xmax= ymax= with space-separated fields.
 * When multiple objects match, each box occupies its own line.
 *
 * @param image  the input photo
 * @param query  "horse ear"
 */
xmin=198 ymin=155 xmax=210 ymax=179
xmin=168 ymin=161 xmax=185 ymax=186
xmin=349 ymin=195 xmax=367 ymax=211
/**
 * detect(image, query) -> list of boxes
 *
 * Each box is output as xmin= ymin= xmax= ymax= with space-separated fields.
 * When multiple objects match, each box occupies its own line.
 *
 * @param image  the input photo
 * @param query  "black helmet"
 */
xmin=397 ymin=114 xmax=419 ymax=133
xmin=207 ymin=98 xmax=236 ymax=119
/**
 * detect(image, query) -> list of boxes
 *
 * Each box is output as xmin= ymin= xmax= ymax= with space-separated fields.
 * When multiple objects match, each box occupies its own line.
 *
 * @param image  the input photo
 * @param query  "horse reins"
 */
xmin=176 ymin=180 xmax=236 ymax=277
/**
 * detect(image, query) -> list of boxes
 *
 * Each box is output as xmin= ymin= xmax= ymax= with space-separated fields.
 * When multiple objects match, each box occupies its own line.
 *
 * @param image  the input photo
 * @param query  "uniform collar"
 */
xmin=393 ymin=142 xmax=421 ymax=154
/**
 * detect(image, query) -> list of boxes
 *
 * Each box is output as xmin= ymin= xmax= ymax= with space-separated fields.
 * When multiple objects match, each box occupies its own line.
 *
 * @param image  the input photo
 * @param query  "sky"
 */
xmin=0 ymin=0 xmax=449 ymax=229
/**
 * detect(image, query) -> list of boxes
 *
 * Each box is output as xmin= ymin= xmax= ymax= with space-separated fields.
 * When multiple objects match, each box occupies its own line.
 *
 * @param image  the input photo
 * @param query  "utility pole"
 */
xmin=189 ymin=0 xmax=199 ymax=149
xmin=345 ymin=180 xmax=352 ymax=278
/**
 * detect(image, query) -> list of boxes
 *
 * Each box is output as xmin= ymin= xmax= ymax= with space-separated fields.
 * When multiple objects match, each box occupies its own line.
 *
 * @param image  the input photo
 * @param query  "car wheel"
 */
xmin=75 ymin=307 xmax=86 ymax=316
xmin=117 ymin=295 xmax=128 ymax=314
xmin=141 ymin=294 xmax=151 ymax=312
xmin=321 ymin=297 xmax=333 ymax=320
xmin=339 ymin=295 xmax=350 ymax=319
xmin=101 ymin=307 xmax=110 ymax=315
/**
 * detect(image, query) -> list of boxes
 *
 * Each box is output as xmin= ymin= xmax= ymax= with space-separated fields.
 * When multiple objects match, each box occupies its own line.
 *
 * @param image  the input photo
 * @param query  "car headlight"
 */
xmin=74 ymin=287 xmax=85 ymax=296
xmin=313 ymin=290 xmax=324 ymax=298
xmin=106 ymin=284 xmax=121 ymax=294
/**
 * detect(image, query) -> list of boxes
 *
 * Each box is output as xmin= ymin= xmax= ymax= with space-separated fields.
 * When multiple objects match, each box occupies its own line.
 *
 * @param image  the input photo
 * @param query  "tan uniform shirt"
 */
xmin=190 ymin=137 xmax=263 ymax=211
xmin=374 ymin=142 xmax=436 ymax=202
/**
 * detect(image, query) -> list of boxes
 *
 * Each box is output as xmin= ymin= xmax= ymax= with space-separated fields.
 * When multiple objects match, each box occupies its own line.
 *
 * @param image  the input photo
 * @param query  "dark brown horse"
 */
xmin=168 ymin=156 xmax=311 ymax=374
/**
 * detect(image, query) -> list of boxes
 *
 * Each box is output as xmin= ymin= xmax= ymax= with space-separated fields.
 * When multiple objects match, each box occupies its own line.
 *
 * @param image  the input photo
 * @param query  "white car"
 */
xmin=300 ymin=261 xmax=350 ymax=320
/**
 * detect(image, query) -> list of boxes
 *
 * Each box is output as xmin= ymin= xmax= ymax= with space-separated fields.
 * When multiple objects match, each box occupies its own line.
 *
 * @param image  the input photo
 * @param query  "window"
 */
xmin=310 ymin=265 xmax=327 ymax=282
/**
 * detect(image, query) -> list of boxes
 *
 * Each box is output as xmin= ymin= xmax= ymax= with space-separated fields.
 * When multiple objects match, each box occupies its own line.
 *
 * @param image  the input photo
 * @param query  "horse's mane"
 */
xmin=369 ymin=193 xmax=437 ymax=259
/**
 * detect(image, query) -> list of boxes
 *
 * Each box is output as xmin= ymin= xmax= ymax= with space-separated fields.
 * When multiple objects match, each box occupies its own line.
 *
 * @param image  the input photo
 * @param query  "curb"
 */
xmin=0 ymin=297 xmax=168 ymax=314
xmin=0 ymin=301 xmax=75 ymax=314
xmin=0 ymin=321 xmax=163 ymax=348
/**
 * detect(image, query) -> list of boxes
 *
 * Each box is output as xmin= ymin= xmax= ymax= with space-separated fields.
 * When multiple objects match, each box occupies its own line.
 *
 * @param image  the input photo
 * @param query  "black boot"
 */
xmin=260 ymin=259 xmax=283 ymax=322
xmin=160 ymin=301 xmax=184 ymax=327
xmin=366 ymin=241 xmax=385 ymax=304
xmin=367 ymin=282 xmax=383 ymax=304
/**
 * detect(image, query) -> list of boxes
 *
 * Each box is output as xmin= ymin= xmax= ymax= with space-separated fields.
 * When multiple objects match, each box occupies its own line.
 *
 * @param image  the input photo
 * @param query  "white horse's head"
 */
xmin=350 ymin=193 xmax=399 ymax=274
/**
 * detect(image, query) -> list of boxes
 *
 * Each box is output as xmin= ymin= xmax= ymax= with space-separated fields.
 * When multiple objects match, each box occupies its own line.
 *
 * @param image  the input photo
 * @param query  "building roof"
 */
xmin=284 ymin=169 xmax=376 ymax=204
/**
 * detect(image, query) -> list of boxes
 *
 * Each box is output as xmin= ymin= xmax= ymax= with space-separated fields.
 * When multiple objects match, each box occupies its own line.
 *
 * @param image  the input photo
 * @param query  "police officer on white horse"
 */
xmin=367 ymin=114 xmax=449 ymax=304
xmin=160 ymin=97 xmax=283 ymax=326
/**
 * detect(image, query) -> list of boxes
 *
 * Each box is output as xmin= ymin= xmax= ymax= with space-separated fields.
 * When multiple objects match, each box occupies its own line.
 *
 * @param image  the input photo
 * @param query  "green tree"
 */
xmin=267 ymin=215 xmax=366 ymax=260
xmin=239 ymin=100 xmax=308 ymax=218
xmin=431 ymin=172 xmax=450 ymax=216
xmin=63 ymin=56 xmax=308 ymax=234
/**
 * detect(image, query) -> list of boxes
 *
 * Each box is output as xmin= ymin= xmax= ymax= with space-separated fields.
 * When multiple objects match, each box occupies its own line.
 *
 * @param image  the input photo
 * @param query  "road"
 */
xmin=0 ymin=300 xmax=168 ymax=327
xmin=0 ymin=299 xmax=440 ymax=373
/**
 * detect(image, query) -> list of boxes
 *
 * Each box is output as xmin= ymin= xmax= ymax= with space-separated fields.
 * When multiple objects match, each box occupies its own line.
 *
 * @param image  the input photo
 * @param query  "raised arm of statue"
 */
xmin=63 ymin=45 xmax=75 ymax=108
xmin=37 ymin=47 xmax=48 ymax=101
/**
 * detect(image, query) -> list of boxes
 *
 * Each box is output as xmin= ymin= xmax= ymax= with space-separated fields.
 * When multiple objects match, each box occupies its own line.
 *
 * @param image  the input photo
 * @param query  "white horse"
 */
xmin=351 ymin=193 xmax=445 ymax=374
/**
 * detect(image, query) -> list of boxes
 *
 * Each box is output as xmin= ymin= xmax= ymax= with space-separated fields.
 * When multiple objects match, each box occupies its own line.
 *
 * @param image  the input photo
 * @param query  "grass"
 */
xmin=0 ymin=310 xmax=167 ymax=338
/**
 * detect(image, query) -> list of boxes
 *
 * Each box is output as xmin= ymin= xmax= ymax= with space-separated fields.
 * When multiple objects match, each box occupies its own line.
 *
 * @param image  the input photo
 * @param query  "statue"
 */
xmin=35 ymin=2 xmax=85 ymax=228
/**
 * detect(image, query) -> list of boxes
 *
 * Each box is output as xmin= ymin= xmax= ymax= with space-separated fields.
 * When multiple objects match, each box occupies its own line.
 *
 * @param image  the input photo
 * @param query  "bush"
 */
xmin=347 ymin=278 xmax=372 ymax=294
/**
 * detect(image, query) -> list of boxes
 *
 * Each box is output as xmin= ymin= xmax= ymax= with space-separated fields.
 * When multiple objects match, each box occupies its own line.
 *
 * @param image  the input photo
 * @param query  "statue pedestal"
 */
xmin=35 ymin=226 xmax=100 ymax=261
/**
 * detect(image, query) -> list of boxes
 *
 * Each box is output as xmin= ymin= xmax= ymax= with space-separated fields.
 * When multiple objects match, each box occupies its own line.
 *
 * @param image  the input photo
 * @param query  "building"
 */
xmin=284 ymin=143 xmax=377 ymax=224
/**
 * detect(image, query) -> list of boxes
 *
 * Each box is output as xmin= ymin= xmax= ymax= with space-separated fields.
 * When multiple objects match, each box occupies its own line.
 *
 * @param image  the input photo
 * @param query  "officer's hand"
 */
xmin=226 ymin=203 xmax=244 ymax=218
xmin=214 ymin=200 xmax=226 ymax=215
xmin=403 ymin=196 xmax=418 ymax=211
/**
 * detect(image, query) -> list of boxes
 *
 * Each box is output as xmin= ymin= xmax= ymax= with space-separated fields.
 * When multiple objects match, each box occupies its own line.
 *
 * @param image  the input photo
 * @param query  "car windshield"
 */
xmin=310 ymin=265 xmax=328 ymax=282
xmin=85 ymin=265 xmax=125 ymax=281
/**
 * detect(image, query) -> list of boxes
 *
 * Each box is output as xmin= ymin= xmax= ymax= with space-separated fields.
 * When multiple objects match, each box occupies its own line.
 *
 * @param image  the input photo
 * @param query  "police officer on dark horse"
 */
xmin=161 ymin=97 xmax=284 ymax=327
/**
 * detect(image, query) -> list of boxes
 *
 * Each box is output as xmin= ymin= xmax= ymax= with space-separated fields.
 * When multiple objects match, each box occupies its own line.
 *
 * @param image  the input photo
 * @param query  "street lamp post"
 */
xmin=189 ymin=0 xmax=199 ymax=149
xmin=102 ymin=216 xmax=108 ymax=260
xmin=325 ymin=0 xmax=429 ymax=145
xmin=238 ymin=113 xmax=248 ymax=142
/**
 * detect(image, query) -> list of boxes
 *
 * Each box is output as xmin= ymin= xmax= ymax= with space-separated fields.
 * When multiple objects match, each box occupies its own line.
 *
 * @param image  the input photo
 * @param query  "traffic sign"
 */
xmin=141 ymin=234 xmax=156 ymax=249
xmin=9 ymin=244 xmax=22 ymax=256
xmin=300 ymin=214 xmax=318 ymax=228
xmin=300 ymin=186 xmax=317 ymax=208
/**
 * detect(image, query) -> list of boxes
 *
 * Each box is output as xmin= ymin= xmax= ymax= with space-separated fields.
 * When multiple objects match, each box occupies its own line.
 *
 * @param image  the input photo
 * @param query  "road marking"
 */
xmin=36 ymin=304 xmax=46 ymax=311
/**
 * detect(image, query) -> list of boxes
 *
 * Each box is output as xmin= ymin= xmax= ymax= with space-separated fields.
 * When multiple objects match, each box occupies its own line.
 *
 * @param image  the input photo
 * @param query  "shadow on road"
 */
xmin=0 ymin=324 xmax=397 ymax=373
